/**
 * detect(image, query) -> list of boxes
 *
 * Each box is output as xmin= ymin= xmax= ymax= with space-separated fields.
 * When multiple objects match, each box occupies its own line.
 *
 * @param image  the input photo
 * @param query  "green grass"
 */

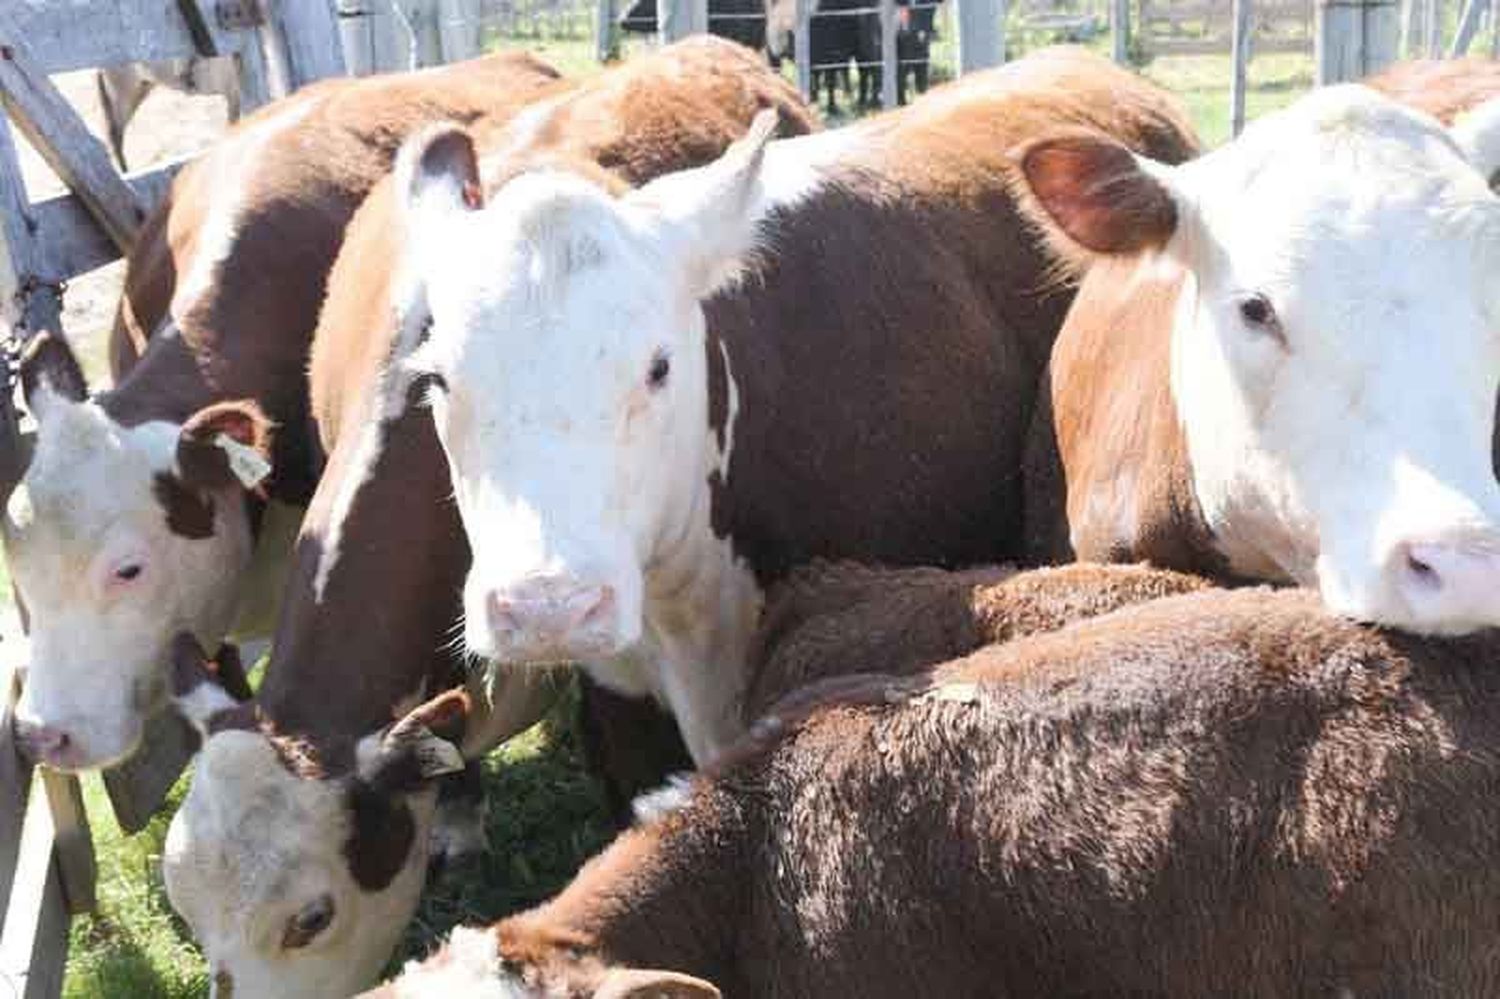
xmin=47 ymin=35 xmax=1316 ymax=998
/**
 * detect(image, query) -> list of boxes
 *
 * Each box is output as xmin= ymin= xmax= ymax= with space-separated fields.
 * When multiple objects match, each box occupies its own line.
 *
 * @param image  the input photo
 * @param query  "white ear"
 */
xmin=1451 ymin=96 xmax=1500 ymax=188
xmin=397 ymin=121 xmax=484 ymax=223
xmin=625 ymin=109 xmax=780 ymax=298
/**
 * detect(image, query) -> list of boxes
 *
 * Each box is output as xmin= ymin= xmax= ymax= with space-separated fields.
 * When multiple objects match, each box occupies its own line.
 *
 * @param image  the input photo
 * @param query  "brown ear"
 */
xmin=176 ymin=400 xmax=274 ymax=493
xmin=358 ymin=688 xmax=471 ymax=795
xmin=594 ymin=968 xmax=722 ymax=998
xmin=1017 ymin=131 xmax=1179 ymax=256
xmin=19 ymin=331 xmax=88 ymax=414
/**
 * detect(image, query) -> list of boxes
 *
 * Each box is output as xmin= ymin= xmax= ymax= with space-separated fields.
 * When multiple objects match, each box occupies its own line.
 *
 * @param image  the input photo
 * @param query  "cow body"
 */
xmin=160 ymin=39 xmax=819 ymax=999
xmin=396 ymin=47 xmax=1199 ymax=763
xmin=1017 ymin=80 xmax=1500 ymax=636
xmin=383 ymin=577 xmax=1500 ymax=998
xmin=4 ymin=53 xmax=564 ymax=771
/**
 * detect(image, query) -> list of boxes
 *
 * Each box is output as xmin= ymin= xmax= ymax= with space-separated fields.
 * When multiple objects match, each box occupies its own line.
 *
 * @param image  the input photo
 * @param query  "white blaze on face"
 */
xmin=164 ymin=731 xmax=437 ymax=999
xmin=390 ymin=118 xmax=778 ymax=688
xmin=3 ymin=399 xmax=253 ymax=768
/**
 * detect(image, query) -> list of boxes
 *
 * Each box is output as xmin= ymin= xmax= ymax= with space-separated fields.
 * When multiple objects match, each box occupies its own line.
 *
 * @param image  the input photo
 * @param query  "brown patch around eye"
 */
xmin=152 ymin=473 xmax=215 ymax=539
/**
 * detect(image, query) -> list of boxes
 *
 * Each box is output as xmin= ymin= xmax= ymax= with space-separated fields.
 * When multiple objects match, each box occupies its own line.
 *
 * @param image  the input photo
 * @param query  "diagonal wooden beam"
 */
xmin=0 ymin=11 xmax=148 ymax=255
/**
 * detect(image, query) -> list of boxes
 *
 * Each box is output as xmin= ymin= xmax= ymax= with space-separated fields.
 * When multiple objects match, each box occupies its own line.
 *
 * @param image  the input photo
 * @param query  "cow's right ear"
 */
xmin=176 ymin=400 xmax=274 ymax=494
xmin=398 ymin=122 xmax=483 ymax=224
xmin=1014 ymin=130 xmax=1182 ymax=259
xmin=19 ymin=331 xmax=88 ymax=421
xmin=171 ymin=632 xmax=259 ymax=737
xmin=355 ymin=688 xmax=470 ymax=796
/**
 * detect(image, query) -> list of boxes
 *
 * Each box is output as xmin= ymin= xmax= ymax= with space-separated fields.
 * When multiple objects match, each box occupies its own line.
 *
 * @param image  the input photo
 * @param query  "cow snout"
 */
xmin=13 ymin=717 xmax=73 ymax=767
xmin=484 ymin=577 xmax=622 ymax=661
xmin=1387 ymin=535 xmax=1500 ymax=633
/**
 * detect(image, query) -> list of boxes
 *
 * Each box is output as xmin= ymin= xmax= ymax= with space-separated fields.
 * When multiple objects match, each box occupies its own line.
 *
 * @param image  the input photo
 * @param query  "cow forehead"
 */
xmin=11 ymin=404 xmax=177 ymax=535
xmin=176 ymin=734 xmax=350 ymax=900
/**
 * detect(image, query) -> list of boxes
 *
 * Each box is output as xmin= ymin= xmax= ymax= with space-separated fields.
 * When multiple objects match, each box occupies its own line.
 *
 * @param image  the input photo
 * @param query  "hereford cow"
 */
xmin=157 ymin=39 xmax=819 ymax=999
xmin=378 ymin=577 xmax=1500 ymax=998
xmin=97 ymin=56 xmax=242 ymax=170
xmin=1018 ymin=84 xmax=1500 ymax=636
xmin=389 ymin=47 xmax=1200 ymax=763
xmin=3 ymin=53 xmax=564 ymax=772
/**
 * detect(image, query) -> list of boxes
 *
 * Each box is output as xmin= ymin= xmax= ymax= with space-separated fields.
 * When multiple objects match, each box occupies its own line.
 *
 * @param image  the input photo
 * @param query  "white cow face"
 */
xmin=3 ymin=335 xmax=271 ymax=768
xmin=389 ymin=115 xmax=775 ymax=665
xmin=165 ymin=637 xmax=468 ymax=999
xmin=1022 ymin=87 xmax=1500 ymax=635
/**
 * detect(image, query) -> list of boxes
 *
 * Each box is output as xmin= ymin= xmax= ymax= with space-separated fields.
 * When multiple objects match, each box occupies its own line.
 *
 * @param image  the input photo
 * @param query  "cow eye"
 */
xmin=282 ymin=895 xmax=335 ymax=950
xmin=647 ymin=350 xmax=671 ymax=390
xmin=114 ymin=563 xmax=143 ymax=583
xmin=1238 ymin=293 xmax=1278 ymax=331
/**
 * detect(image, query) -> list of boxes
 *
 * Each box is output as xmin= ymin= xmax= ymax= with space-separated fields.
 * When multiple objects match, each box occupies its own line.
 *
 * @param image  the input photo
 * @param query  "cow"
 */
xmin=379 ymin=572 xmax=1500 ymax=998
xmin=2 ymin=53 xmax=565 ymax=773
xmin=97 ymin=56 xmax=242 ymax=170
xmin=856 ymin=0 xmax=943 ymax=108
xmin=617 ymin=0 xmax=771 ymax=53
xmin=1016 ymin=83 xmax=1500 ymax=636
xmin=387 ymin=46 xmax=1200 ymax=764
xmin=156 ymin=37 xmax=820 ymax=999
xmin=1364 ymin=57 xmax=1500 ymax=188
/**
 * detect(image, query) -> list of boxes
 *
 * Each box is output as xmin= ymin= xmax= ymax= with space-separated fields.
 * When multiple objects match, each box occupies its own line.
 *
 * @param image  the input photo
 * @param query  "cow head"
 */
xmin=1019 ymin=86 xmax=1500 ymax=635
xmin=388 ymin=113 xmax=776 ymax=666
xmin=164 ymin=634 xmax=469 ymax=999
xmin=3 ymin=334 xmax=272 ymax=769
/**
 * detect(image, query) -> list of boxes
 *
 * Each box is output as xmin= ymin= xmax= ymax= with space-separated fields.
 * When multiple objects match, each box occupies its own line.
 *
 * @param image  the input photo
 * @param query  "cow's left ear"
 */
xmin=355 ymin=688 xmax=470 ymax=796
xmin=398 ymin=122 xmax=484 ymax=223
xmin=625 ymin=109 xmax=779 ymax=299
xmin=176 ymin=400 xmax=273 ymax=494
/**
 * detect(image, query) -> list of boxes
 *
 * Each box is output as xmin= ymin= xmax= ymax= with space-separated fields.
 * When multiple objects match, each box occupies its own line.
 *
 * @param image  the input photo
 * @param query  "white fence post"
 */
xmin=1112 ymin=0 xmax=1131 ymax=61
xmin=1229 ymin=0 xmax=1251 ymax=135
xmin=1316 ymin=0 xmax=1398 ymax=84
xmin=957 ymin=0 xmax=1003 ymax=72
xmin=795 ymin=0 xmax=813 ymax=100
xmin=881 ymin=0 xmax=899 ymax=107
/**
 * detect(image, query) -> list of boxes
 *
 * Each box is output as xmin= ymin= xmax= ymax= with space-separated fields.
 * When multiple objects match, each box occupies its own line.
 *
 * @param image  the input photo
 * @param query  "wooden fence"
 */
xmin=0 ymin=3 xmax=343 ymax=996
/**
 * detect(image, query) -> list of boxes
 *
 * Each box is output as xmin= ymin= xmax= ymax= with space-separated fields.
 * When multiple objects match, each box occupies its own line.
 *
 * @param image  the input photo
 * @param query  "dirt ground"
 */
xmin=15 ymin=69 xmax=232 ymax=384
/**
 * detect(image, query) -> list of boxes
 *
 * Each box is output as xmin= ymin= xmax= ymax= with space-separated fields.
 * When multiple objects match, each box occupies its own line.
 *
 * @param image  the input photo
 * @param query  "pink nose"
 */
xmin=13 ymin=718 xmax=72 ymax=764
xmin=1392 ymin=538 xmax=1500 ymax=629
xmin=485 ymin=578 xmax=618 ymax=659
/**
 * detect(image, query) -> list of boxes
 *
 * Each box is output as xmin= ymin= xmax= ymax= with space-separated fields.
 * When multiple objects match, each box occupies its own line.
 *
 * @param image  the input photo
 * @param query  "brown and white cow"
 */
xmin=158 ymin=38 xmax=820 ymax=999
xmin=1018 ymin=82 xmax=1500 ymax=635
xmin=390 ymin=47 xmax=1201 ymax=762
xmin=380 ymin=572 xmax=1500 ymax=998
xmin=2 ymin=53 xmax=564 ymax=770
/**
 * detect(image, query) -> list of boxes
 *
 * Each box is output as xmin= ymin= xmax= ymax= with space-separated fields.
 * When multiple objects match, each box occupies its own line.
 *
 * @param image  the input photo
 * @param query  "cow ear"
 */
xmin=1015 ymin=130 xmax=1181 ymax=258
xmin=1450 ymin=95 xmax=1500 ymax=190
xmin=19 ymin=331 xmax=88 ymax=421
xmin=594 ymin=968 xmax=722 ymax=998
xmin=626 ymin=109 xmax=779 ymax=299
xmin=176 ymin=400 xmax=273 ymax=494
xmin=170 ymin=632 xmax=259 ymax=736
xmin=355 ymin=688 xmax=470 ymax=796
xmin=399 ymin=122 xmax=484 ymax=223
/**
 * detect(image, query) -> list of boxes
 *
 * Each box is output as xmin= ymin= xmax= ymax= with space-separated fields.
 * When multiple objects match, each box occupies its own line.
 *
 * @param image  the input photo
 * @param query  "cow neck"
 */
xmin=1042 ymin=251 xmax=1227 ymax=577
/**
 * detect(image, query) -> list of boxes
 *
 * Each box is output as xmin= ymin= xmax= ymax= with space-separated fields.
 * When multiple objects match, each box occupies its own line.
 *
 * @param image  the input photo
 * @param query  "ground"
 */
xmin=5 ymin=35 xmax=1315 ymax=997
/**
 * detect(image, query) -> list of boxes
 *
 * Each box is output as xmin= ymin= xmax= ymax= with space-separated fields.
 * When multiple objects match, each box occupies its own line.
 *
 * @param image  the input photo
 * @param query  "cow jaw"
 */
xmin=1164 ymin=86 xmax=1500 ymax=633
xmin=4 ymin=401 xmax=254 ymax=769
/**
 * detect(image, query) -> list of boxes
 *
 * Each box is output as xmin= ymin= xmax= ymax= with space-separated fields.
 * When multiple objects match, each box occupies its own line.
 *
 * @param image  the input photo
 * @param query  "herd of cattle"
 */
xmin=6 ymin=33 xmax=1500 ymax=998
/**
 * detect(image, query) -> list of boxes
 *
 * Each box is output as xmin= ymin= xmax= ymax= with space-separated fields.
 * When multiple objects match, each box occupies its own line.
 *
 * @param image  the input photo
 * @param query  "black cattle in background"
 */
xmin=857 ymin=0 xmax=940 ymax=107
xmin=618 ymin=0 xmax=769 ymax=51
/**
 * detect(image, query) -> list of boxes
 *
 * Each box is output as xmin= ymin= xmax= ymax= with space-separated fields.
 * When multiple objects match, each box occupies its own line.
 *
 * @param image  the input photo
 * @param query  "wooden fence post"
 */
xmin=1112 ymin=0 xmax=1131 ymax=61
xmin=1424 ymin=0 xmax=1442 ymax=54
xmin=1229 ymin=0 xmax=1251 ymax=136
xmin=438 ymin=0 xmax=482 ymax=61
xmin=956 ymin=0 xmax=1003 ymax=72
xmin=1451 ymin=0 xmax=1484 ymax=52
xmin=596 ymin=0 xmax=621 ymax=59
xmin=1316 ymin=0 xmax=1398 ymax=84
xmin=659 ymin=0 xmax=709 ymax=41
